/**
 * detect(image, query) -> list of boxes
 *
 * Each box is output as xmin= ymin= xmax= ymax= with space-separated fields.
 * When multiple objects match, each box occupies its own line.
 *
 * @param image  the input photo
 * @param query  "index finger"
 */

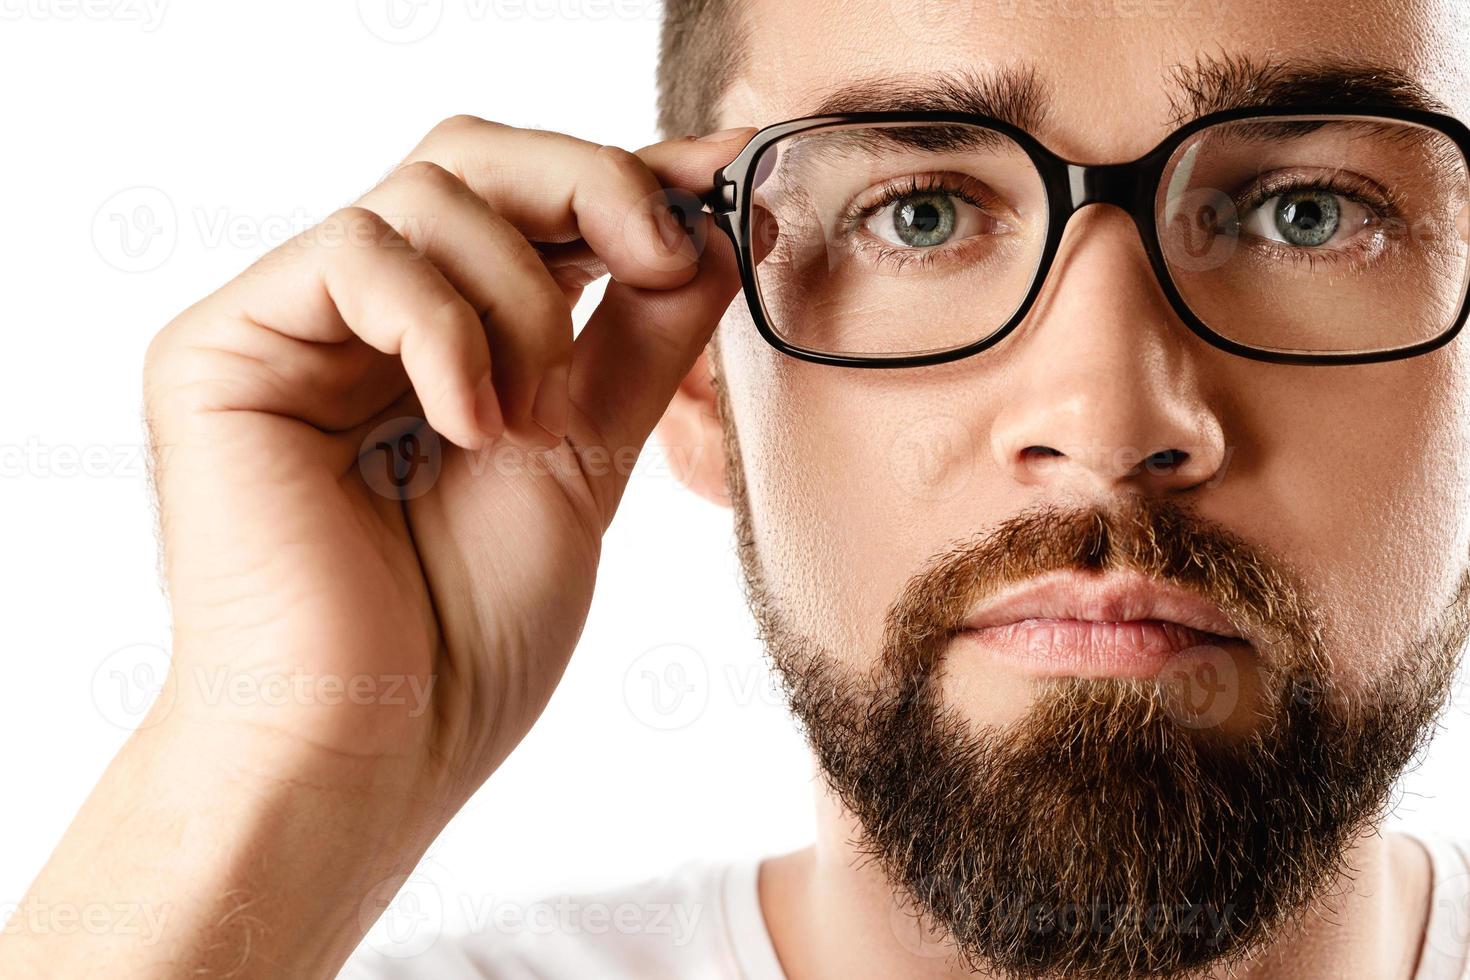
xmin=509 ymin=126 xmax=762 ymax=292
xmin=398 ymin=116 xmax=756 ymax=289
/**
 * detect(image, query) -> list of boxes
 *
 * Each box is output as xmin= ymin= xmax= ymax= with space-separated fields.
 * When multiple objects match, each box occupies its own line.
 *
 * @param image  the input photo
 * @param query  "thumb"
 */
xmin=567 ymin=217 xmax=742 ymax=520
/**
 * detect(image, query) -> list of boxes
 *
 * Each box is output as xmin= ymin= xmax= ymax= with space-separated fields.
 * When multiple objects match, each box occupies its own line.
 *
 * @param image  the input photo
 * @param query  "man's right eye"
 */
xmin=857 ymin=185 xmax=1011 ymax=252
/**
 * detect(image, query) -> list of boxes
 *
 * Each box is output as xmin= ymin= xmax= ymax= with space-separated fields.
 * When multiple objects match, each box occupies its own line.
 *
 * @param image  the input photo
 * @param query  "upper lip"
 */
xmin=960 ymin=569 xmax=1246 ymax=640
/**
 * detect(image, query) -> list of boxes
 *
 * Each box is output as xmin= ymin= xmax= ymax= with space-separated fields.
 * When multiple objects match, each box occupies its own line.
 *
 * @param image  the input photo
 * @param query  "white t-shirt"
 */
xmin=339 ymin=830 xmax=1470 ymax=979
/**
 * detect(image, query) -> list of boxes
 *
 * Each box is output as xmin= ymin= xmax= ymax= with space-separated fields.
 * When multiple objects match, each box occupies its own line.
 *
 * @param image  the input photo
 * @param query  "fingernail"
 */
xmin=654 ymin=204 xmax=696 ymax=259
xmin=531 ymin=362 xmax=570 ymax=440
xmin=474 ymin=370 xmax=503 ymax=442
xmin=696 ymin=126 xmax=755 ymax=143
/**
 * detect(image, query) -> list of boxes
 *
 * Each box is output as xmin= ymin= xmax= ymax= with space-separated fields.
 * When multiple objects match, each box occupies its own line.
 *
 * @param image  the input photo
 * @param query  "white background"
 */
xmin=0 ymin=0 xmax=1465 ymax=964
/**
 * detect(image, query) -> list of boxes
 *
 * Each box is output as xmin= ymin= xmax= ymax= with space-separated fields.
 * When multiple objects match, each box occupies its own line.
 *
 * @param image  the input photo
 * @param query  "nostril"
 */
xmin=1011 ymin=444 xmax=1203 ymax=485
xmin=1144 ymin=448 xmax=1189 ymax=471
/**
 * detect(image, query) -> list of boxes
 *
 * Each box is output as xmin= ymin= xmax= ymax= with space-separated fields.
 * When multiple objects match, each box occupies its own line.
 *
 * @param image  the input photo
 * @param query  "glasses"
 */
xmin=703 ymin=105 xmax=1470 ymax=368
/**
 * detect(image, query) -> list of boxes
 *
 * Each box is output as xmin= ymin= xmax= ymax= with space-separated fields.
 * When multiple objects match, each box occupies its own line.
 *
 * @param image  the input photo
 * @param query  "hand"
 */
xmin=0 ymin=117 xmax=754 ymax=979
xmin=143 ymin=116 xmax=753 ymax=799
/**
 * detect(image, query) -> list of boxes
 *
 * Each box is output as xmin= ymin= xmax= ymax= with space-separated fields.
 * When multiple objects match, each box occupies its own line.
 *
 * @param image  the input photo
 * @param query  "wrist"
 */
xmin=1 ymin=715 xmax=456 ymax=979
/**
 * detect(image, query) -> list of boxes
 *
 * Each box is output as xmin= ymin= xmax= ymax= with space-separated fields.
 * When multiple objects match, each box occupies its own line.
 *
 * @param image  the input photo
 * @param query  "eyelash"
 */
xmin=839 ymin=173 xmax=999 ymax=270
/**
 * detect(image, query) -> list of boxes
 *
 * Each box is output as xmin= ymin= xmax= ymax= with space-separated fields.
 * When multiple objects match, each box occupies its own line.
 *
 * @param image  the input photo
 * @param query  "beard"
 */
xmin=715 ymin=374 xmax=1470 ymax=979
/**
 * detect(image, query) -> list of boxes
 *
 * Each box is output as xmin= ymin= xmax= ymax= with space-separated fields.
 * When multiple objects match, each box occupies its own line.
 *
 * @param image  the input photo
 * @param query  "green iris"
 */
xmin=893 ymin=192 xmax=957 ymax=248
xmin=1274 ymin=190 xmax=1341 ymax=247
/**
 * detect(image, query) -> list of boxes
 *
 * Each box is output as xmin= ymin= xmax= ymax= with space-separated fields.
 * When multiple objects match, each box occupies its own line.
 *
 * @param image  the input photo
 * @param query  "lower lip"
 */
xmin=955 ymin=618 xmax=1244 ymax=679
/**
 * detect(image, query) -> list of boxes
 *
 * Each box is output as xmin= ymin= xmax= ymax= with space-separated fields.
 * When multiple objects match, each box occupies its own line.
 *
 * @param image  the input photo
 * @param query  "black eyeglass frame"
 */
xmin=702 ymin=103 xmax=1470 ymax=368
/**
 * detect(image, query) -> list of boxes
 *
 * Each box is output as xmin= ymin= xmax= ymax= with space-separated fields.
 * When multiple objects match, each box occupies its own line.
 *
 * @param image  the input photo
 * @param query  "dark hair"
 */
xmin=656 ymin=0 xmax=747 ymax=139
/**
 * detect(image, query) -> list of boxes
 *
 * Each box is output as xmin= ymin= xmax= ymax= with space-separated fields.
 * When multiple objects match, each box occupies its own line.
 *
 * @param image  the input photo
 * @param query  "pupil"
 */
xmin=893 ymin=192 xmax=957 ymax=248
xmin=905 ymin=202 xmax=940 ymax=233
xmin=1274 ymin=191 xmax=1340 ymax=247
xmin=1291 ymin=202 xmax=1322 ymax=228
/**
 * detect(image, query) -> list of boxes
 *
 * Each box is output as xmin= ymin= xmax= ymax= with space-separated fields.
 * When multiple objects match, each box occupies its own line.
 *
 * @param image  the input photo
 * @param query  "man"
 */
xmin=5 ymin=0 xmax=1470 ymax=977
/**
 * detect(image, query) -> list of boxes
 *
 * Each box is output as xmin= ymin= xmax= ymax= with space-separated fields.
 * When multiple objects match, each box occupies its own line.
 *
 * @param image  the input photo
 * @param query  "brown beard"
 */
xmin=715 ymin=370 xmax=1470 ymax=979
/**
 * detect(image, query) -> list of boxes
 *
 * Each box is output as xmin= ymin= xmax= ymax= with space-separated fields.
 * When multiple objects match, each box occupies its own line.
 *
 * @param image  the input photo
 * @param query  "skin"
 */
xmin=660 ymin=0 xmax=1470 ymax=977
xmin=1 ymin=1 xmax=1467 ymax=978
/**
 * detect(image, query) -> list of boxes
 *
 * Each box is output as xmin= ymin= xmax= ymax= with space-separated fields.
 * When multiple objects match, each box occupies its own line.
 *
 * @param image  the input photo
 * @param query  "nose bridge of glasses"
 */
xmin=1064 ymin=161 xmax=1150 ymax=219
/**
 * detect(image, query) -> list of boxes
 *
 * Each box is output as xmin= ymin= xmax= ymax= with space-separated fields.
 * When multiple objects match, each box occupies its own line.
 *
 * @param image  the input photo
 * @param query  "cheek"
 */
xmin=721 ymin=313 xmax=1010 ymax=660
xmin=1218 ymin=346 xmax=1470 ymax=684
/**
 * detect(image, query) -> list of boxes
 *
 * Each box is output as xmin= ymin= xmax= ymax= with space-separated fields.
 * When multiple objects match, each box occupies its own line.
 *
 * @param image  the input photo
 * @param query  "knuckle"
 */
xmin=400 ymin=295 xmax=482 ymax=400
xmin=390 ymin=159 xmax=463 ymax=196
xmin=141 ymin=316 xmax=210 ymax=425
xmin=527 ymin=283 xmax=574 ymax=338
xmin=423 ymin=292 xmax=481 ymax=341
xmin=515 ymin=295 xmax=574 ymax=373
xmin=431 ymin=113 xmax=501 ymax=138
xmin=315 ymin=206 xmax=402 ymax=254
xmin=141 ymin=321 xmax=180 ymax=393
xmin=591 ymin=143 xmax=651 ymax=187
xmin=326 ymin=204 xmax=392 ymax=237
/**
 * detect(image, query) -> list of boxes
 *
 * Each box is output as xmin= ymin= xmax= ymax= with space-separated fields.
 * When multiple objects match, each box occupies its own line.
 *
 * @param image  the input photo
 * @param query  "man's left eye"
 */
xmin=1239 ymin=189 xmax=1373 ymax=248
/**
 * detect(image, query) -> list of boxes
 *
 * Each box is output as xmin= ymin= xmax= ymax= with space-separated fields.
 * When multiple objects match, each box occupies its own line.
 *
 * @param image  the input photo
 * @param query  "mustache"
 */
xmin=879 ymin=495 xmax=1323 ymax=683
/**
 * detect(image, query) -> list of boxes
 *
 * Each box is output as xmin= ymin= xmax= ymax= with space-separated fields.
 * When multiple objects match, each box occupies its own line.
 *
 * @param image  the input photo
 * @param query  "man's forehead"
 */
xmin=723 ymin=0 xmax=1469 ymax=158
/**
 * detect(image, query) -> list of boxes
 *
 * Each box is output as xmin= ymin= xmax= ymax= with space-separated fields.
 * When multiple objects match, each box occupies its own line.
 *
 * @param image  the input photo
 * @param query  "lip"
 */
xmin=955 ymin=569 xmax=1247 ymax=679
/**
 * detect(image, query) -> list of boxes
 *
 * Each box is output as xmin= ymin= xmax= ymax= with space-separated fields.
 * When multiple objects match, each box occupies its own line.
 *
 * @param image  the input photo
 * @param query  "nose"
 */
xmin=989 ymin=206 xmax=1229 ymax=495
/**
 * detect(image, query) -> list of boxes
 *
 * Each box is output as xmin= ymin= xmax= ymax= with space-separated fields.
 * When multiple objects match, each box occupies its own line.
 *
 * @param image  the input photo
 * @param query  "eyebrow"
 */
xmin=801 ymin=53 xmax=1450 ymax=133
xmin=807 ymin=64 xmax=1051 ymax=132
xmin=1165 ymin=51 xmax=1452 ymax=126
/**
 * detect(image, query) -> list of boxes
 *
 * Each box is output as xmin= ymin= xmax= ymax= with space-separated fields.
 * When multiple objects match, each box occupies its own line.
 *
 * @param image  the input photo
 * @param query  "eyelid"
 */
xmin=1234 ymin=167 xmax=1395 ymax=218
xmin=842 ymin=171 xmax=1009 ymax=228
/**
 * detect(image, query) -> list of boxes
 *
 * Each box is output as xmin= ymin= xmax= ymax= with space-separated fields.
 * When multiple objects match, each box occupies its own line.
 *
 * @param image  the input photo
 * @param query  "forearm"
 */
xmin=0 ymin=715 xmax=446 ymax=979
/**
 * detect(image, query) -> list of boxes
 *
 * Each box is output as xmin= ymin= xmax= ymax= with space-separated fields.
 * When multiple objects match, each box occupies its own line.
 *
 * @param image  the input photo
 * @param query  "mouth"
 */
xmin=954 ymin=569 xmax=1249 ymax=679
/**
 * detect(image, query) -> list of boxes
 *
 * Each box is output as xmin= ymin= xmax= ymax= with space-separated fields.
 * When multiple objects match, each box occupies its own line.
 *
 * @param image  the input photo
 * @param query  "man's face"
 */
xmin=700 ymin=0 xmax=1470 ymax=976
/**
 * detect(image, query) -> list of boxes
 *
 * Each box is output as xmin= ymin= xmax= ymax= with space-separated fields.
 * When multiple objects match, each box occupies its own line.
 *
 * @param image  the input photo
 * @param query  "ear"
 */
xmin=655 ymin=343 xmax=729 ymax=508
